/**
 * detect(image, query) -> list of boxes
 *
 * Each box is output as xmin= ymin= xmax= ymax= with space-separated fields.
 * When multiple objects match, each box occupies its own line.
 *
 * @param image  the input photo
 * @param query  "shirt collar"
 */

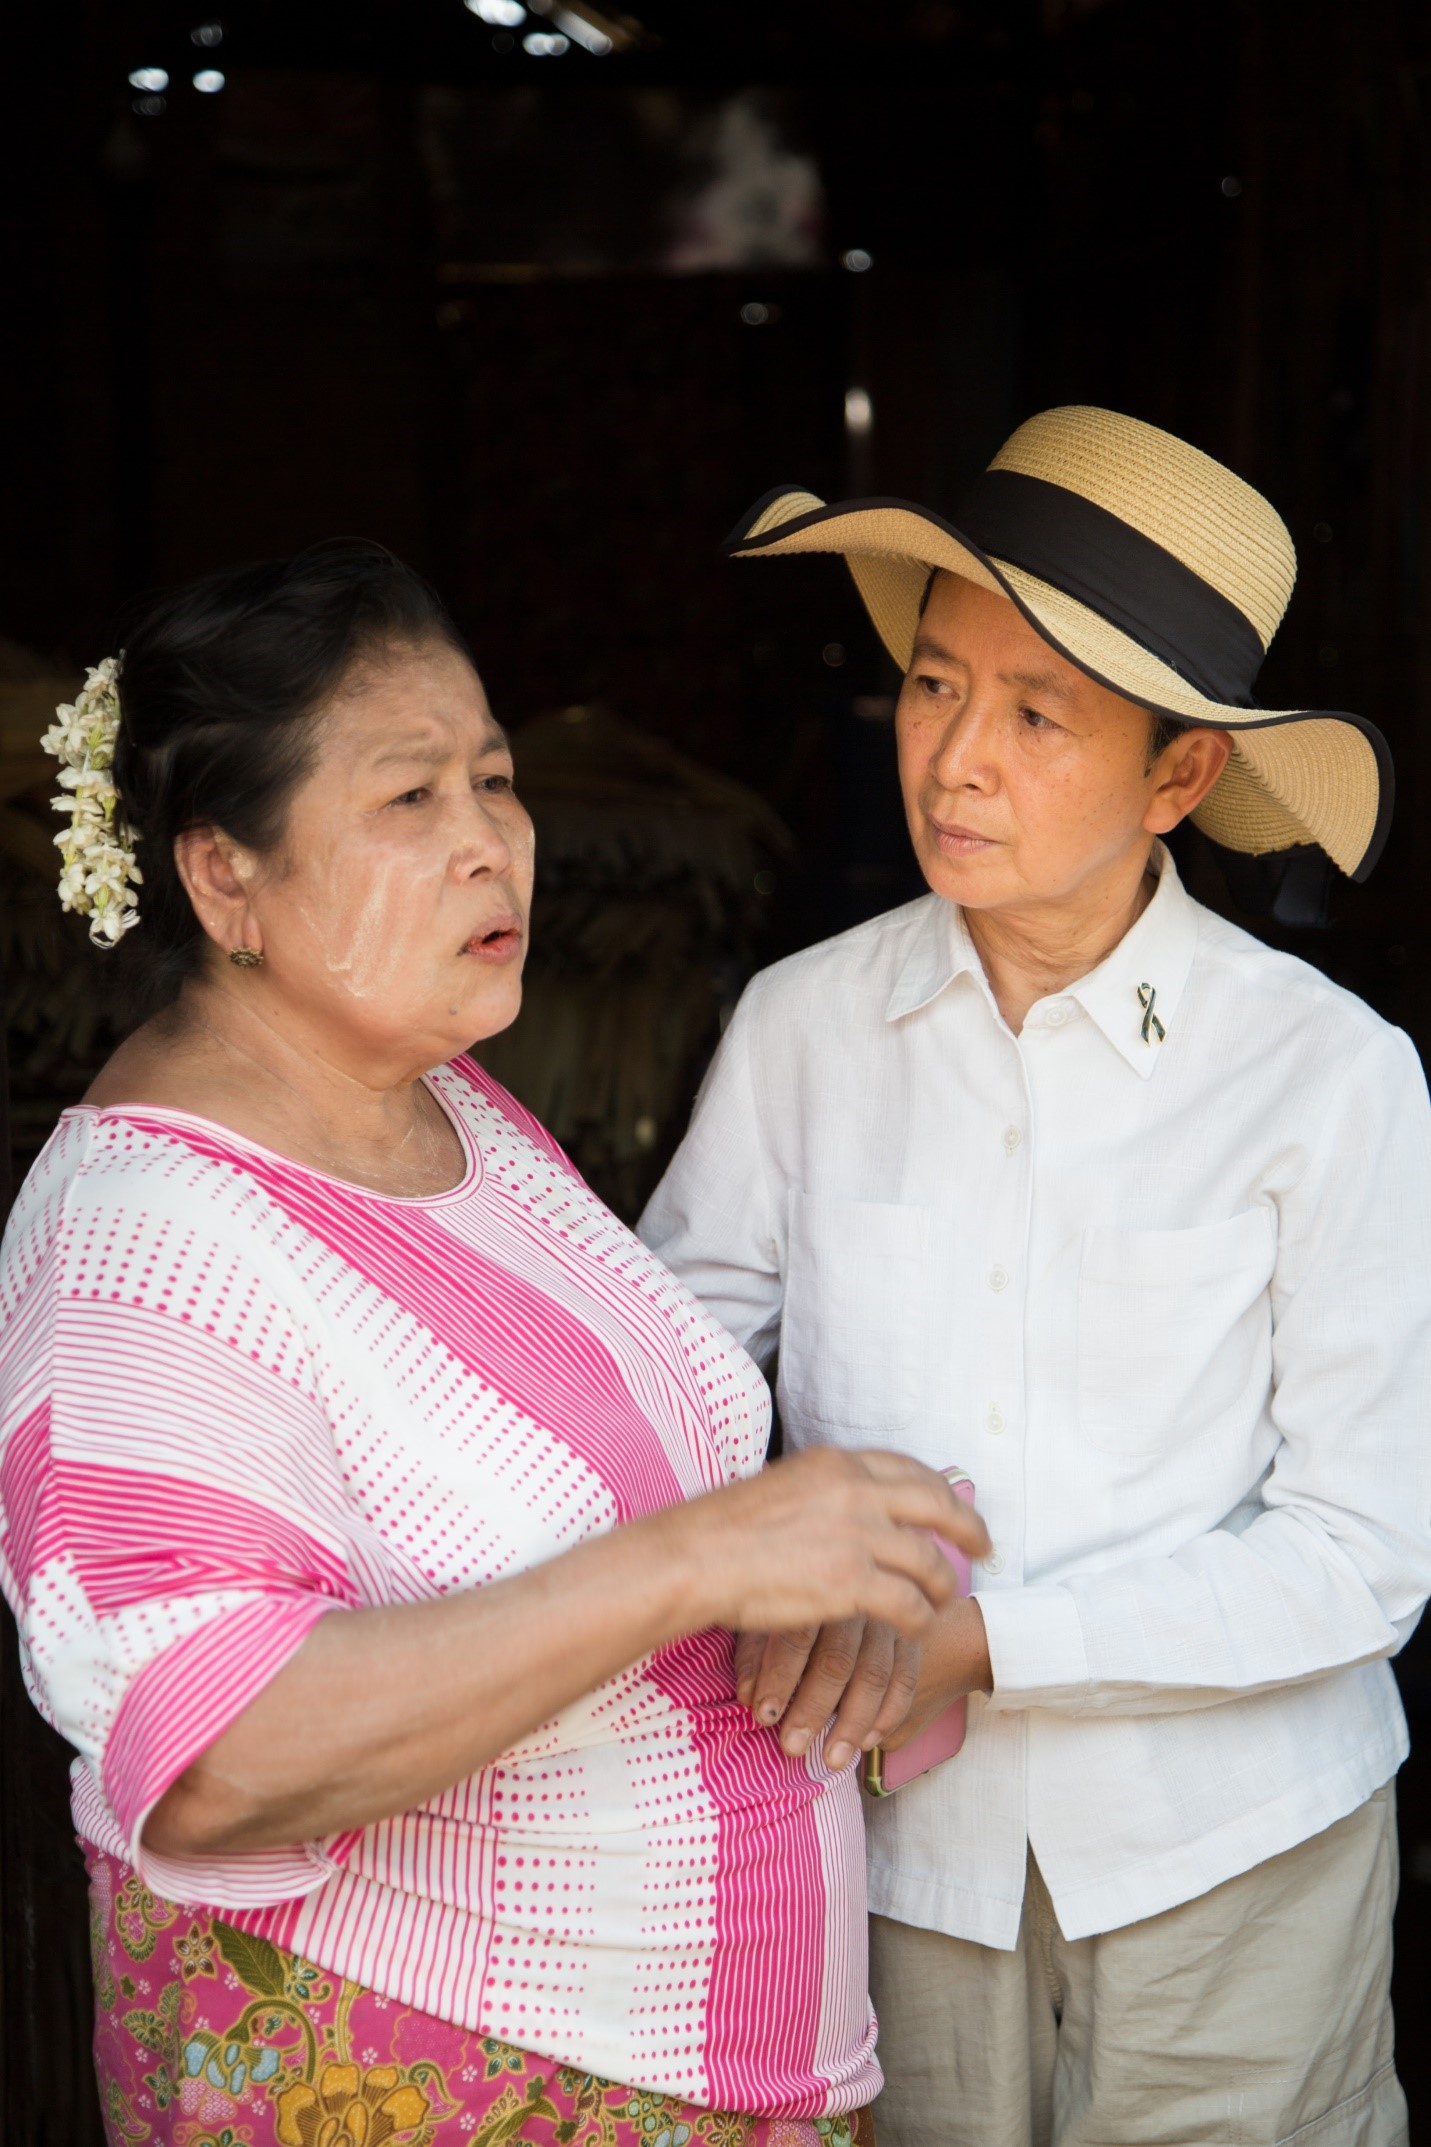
xmin=885 ymin=898 xmax=985 ymax=1023
xmin=884 ymin=841 xmax=1200 ymax=1079
xmin=1060 ymin=842 xmax=1199 ymax=1077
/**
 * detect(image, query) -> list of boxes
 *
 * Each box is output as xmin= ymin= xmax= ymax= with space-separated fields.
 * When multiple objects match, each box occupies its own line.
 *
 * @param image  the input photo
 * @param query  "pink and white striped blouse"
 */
xmin=0 ymin=1057 xmax=878 ymax=2117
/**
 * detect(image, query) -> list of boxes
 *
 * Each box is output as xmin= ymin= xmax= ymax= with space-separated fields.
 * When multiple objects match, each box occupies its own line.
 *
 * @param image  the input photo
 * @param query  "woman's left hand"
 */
xmin=735 ymin=1598 xmax=994 ymax=1772
xmin=734 ymin=1618 xmax=922 ymax=1772
xmin=880 ymin=1597 xmax=992 ymax=1751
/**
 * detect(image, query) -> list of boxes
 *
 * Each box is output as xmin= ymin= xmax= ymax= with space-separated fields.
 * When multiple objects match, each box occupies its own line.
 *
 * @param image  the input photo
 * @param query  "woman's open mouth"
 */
xmin=462 ymin=916 xmax=524 ymax=964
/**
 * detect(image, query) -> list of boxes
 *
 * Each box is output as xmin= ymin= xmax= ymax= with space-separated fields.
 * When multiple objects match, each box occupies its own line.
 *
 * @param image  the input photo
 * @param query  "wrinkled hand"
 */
xmin=735 ymin=1593 xmax=995 ymax=1771
xmin=667 ymin=1447 xmax=991 ymax=1644
xmin=880 ymin=1596 xmax=993 ymax=1750
xmin=734 ymin=1617 xmax=922 ymax=1771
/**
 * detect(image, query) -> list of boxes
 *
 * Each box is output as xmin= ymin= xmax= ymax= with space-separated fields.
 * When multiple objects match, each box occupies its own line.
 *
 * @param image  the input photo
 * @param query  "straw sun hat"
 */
xmin=727 ymin=406 xmax=1392 ymax=880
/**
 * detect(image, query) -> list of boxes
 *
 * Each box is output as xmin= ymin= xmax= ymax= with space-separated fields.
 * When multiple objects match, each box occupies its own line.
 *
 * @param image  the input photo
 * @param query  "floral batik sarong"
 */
xmin=87 ymin=1851 xmax=877 ymax=2147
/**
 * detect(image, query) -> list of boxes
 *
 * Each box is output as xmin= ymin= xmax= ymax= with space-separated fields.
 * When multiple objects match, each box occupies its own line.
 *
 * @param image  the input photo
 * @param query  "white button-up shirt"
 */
xmin=640 ymin=845 xmax=1431 ymax=1946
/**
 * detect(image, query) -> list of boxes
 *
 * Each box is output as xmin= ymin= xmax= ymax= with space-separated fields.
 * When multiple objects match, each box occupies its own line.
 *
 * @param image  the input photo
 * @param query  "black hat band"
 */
xmin=954 ymin=468 xmax=1268 ymax=709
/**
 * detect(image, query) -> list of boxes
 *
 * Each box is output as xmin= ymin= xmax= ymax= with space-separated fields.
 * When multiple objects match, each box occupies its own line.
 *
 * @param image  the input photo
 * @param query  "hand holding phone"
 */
xmin=864 ymin=1468 xmax=975 ymax=1796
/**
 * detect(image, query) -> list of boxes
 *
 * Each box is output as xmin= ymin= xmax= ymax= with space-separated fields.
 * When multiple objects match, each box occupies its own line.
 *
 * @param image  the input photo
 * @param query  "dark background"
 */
xmin=3 ymin=0 xmax=1431 ymax=2139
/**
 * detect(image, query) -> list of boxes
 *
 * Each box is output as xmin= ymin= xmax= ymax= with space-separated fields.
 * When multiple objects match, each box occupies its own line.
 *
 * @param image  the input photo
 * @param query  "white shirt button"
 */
xmin=986 ymin=1405 xmax=1005 ymax=1434
xmin=983 ymin=1549 xmax=1005 ymax=1576
xmin=988 ymin=1265 xmax=1009 ymax=1293
xmin=1003 ymin=1125 xmax=1022 ymax=1155
xmin=1045 ymin=1002 xmax=1070 ymax=1028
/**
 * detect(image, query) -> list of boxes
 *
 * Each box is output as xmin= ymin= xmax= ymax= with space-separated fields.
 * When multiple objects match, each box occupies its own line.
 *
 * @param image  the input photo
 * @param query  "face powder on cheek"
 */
xmin=272 ymin=839 xmax=449 ymax=1009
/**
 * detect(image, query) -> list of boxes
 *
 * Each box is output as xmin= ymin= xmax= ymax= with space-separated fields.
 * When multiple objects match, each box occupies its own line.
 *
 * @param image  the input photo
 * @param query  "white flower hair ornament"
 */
xmin=41 ymin=656 xmax=143 ymax=947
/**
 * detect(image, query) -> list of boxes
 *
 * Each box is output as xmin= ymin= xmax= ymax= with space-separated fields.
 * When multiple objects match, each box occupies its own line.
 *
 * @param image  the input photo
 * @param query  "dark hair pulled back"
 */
xmin=112 ymin=538 xmax=468 ymax=1007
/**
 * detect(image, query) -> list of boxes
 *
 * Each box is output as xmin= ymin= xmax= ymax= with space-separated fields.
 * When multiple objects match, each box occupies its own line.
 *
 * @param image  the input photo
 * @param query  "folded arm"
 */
xmin=979 ymin=1027 xmax=1431 ymax=1717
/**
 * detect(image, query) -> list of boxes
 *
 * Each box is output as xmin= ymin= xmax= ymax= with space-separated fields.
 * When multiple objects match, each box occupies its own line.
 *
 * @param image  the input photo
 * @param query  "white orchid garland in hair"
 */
xmin=41 ymin=656 xmax=142 ymax=947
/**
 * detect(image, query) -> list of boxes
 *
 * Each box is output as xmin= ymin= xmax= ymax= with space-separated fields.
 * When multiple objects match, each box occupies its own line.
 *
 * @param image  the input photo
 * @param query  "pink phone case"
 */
xmin=864 ymin=1471 xmax=975 ymax=1797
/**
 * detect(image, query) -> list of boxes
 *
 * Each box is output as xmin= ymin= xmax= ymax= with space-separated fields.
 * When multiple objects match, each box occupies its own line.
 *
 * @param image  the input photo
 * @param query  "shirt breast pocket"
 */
xmin=780 ymin=1192 xmax=930 ymax=1437
xmin=1077 ymin=1208 xmax=1276 ymax=1456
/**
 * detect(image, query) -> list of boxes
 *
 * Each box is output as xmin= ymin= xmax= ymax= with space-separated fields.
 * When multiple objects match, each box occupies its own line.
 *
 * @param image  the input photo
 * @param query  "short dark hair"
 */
xmin=1145 ymin=710 xmax=1188 ymax=766
xmin=112 ymin=539 xmax=468 ymax=1008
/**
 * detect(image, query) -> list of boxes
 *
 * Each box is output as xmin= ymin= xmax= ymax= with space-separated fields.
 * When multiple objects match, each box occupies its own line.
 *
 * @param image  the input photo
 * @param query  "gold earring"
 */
xmin=229 ymin=947 xmax=264 ymax=970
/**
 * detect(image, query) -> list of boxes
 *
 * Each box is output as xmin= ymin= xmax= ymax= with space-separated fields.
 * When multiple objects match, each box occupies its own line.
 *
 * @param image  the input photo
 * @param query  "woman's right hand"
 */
xmin=659 ymin=1447 xmax=991 ymax=1641
xmin=142 ymin=1447 xmax=987 ymax=1861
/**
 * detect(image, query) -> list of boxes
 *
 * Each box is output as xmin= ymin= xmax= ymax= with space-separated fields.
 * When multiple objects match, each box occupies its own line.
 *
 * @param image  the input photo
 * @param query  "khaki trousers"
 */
xmin=869 ymin=1787 xmax=1408 ymax=2147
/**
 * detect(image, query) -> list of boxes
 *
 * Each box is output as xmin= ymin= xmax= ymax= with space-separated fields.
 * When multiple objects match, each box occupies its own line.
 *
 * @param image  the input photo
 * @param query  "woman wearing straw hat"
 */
xmin=642 ymin=407 xmax=1430 ymax=2146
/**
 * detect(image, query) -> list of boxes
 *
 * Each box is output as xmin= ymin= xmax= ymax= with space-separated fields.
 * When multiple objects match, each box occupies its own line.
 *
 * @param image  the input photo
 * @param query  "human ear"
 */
xmin=1143 ymin=728 xmax=1233 ymax=836
xmin=173 ymin=825 xmax=266 ymax=959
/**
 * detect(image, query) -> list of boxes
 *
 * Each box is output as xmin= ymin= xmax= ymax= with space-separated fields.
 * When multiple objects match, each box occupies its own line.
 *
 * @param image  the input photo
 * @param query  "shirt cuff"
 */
xmin=104 ymin=1592 xmax=348 ymax=1908
xmin=976 ymin=1583 xmax=1093 ymax=1711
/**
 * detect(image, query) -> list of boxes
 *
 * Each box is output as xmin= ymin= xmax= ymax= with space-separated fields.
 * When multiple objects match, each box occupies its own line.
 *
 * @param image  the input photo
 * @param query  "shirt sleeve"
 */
xmin=980 ymin=1025 xmax=1431 ymax=1716
xmin=0 ymin=1164 xmax=359 ymax=1908
xmin=638 ymin=989 xmax=786 ymax=1372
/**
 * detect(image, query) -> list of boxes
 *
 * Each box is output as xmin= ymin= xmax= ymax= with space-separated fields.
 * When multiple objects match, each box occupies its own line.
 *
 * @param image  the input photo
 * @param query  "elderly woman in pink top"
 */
xmin=0 ymin=542 xmax=985 ymax=2147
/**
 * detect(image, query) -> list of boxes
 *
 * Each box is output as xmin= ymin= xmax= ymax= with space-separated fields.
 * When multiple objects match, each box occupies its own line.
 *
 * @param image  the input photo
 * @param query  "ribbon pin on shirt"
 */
xmin=1137 ymin=982 xmax=1166 ymax=1046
